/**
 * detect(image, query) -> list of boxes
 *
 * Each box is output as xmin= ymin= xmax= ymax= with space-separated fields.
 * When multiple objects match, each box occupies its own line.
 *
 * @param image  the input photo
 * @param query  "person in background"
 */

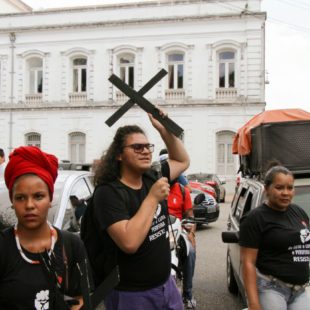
xmin=159 ymin=148 xmax=192 ymax=193
xmin=69 ymin=195 xmax=87 ymax=222
xmin=0 ymin=148 xmax=5 ymax=179
xmin=239 ymin=163 xmax=310 ymax=310
xmin=160 ymin=149 xmax=196 ymax=309
xmin=93 ymin=111 xmax=190 ymax=310
xmin=167 ymin=180 xmax=197 ymax=309
xmin=0 ymin=146 xmax=91 ymax=310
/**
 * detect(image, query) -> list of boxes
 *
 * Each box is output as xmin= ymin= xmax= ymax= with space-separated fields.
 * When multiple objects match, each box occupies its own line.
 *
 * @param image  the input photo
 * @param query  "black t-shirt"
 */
xmin=93 ymin=164 xmax=171 ymax=291
xmin=239 ymin=203 xmax=310 ymax=284
xmin=0 ymin=227 xmax=88 ymax=310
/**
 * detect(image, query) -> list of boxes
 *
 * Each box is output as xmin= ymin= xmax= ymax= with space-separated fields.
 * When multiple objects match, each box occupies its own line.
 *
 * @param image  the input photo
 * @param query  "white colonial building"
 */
xmin=0 ymin=0 xmax=266 ymax=176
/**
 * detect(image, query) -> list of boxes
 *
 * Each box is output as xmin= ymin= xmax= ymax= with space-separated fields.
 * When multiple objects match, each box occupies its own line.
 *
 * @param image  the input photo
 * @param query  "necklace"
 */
xmin=14 ymin=221 xmax=56 ymax=265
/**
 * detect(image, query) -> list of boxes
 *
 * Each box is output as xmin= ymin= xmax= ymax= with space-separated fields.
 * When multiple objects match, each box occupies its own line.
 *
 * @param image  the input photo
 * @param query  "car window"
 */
xmin=232 ymin=186 xmax=255 ymax=223
xmin=241 ymin=191 xmax=253 ymax=217
xmin=232 ymin=187 xmax=247 ymax=221
xmin=70 ymin=177 xmax=92 ymax=200
xmin=60 ymin=177 xmax=92 ymax=232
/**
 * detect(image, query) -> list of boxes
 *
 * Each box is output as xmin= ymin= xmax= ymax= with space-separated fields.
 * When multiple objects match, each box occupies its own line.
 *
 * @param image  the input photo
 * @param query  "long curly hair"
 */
xmin=94 ymin=125 xmax=145 ymax=185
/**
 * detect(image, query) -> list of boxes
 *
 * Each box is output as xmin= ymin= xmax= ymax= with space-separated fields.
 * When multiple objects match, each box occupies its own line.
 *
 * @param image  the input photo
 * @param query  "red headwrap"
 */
xmin=4 ymin=146 xmax=58 ymax=201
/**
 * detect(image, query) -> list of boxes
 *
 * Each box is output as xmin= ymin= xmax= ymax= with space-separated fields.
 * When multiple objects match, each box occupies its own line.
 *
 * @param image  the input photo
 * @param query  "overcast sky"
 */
xmin=23 ymin=0 xmax=310 ymax=112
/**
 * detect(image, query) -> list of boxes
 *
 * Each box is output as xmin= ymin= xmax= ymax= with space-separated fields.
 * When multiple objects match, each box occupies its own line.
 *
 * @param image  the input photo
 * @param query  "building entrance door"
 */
xmin=216 ymin=130 xmax=236 ymax=175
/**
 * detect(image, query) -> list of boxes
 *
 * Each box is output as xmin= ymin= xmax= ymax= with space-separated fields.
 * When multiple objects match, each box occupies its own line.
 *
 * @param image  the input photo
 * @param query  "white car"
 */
xmin=0 ymin=170 xmax=94 ymax=231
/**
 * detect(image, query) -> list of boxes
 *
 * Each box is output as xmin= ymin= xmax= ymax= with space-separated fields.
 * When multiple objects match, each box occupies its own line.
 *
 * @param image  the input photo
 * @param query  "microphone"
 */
xmin=151 ymin=161 xmax=162 ymax=179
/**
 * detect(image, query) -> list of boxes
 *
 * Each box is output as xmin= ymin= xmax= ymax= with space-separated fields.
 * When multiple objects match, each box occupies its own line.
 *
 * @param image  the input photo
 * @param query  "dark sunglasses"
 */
xmin=123 ymin=143 xmax=155 ymax=153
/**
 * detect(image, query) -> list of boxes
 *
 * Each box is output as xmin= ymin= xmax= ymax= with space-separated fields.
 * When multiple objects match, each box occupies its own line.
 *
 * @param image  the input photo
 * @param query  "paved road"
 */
xmin=193 ymin=190 xmax=245 ymax=310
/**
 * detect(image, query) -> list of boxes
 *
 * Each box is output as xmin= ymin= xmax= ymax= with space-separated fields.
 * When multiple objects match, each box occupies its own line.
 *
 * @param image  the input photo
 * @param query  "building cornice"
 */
xmin=1 ymin=0 xmax=260 ymax=16
xmin=0 ymin=100 xmax=266 ymax=112
xmin=0 ymin=12 xmax=266 ymax=33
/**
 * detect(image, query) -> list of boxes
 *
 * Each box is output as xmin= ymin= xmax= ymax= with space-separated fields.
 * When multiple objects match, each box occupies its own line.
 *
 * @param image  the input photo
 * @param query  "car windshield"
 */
xmin=293 ymin=185 xmax=310 ymax=218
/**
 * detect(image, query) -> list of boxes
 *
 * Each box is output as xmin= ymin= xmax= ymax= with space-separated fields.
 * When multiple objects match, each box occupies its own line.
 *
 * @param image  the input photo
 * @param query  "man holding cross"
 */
xmin=92 ymin=110 xmax=189 ymax=310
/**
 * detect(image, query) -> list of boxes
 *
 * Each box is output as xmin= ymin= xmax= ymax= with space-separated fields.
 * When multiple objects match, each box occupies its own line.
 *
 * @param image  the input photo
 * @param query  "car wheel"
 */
xmin=227 ymin=252 xmax=238 ymax=294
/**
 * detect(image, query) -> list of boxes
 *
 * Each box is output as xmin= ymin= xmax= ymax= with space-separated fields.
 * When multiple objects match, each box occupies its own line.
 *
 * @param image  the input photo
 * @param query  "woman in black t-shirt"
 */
xmin=0 ymin=146 xmax=89 ymax=310
xmin=239 ymin=165 xmax=310 ymax=310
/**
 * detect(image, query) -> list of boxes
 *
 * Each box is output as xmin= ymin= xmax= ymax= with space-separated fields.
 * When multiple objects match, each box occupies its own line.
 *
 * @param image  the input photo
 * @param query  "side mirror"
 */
xmin=194 ymin=193 xmax=205 ymax=205
xmin=222 ymin=231 xmax=239 ymax=243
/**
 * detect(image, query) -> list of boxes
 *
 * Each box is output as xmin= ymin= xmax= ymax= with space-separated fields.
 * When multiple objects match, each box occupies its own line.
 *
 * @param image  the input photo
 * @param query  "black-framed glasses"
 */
xmin=123 ymin=143 xmax=155 ymax=153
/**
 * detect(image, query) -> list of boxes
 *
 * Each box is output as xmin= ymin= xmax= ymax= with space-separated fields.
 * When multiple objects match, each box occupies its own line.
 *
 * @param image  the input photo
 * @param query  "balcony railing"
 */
xmin=116 ymin=91 xmax=129 ymax=104
xmin=165 ymin=89 xmax=185 ymax=102
xmin=25 ymin=94 xmax=43 ymax=105
xmin=216 ymin=88 xmax=237 ymax=100
xmin=69 ymin=92 xmax=87 ymax=103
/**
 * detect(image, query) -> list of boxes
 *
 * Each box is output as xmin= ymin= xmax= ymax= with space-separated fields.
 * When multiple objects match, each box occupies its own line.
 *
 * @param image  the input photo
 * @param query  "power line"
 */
xmin=268 ymin=17 xmax=310 ymax=35
xmin=215 ymin=0 xmax=310 ymax=36
xmin=274 ymin=0 xmax=310 ymax=11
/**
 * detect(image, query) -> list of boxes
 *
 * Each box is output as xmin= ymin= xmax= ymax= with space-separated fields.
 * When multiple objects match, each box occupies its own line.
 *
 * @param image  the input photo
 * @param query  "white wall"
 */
xmin=0 ymin=0 xmax=266 ymax=175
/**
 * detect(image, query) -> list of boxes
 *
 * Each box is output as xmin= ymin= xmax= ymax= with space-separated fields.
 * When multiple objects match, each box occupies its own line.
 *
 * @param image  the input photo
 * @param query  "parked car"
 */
xmin=188 ymin=180 xmax=216 ymax=199
xmin=58 ymin=161 xmax=93 ymax=171
xmin=187 ymin=173 xmax=226 ymax=203
xmin=222 ymin=175 xmax=310 ymax=306
xmin=190 ymin=188 xmax=219 ymax=225
xmin=0 ymin=170 xmax=94 ymax=232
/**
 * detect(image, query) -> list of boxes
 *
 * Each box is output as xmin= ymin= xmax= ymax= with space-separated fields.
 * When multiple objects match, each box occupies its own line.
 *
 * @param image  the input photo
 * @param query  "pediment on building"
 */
xmin=0 ymin=0 xmax=32 ymax=13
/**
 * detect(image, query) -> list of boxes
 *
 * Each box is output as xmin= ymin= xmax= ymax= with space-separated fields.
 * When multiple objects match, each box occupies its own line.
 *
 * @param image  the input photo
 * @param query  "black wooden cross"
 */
xmin=106 ymin=69 xmax=184 ymax=137
xmin=106 ymin=69 xmax=167 ymax=127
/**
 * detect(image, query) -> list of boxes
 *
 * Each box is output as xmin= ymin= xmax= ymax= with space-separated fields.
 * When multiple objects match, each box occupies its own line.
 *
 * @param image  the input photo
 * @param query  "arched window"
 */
xmin=25 ymin=132 xmax=41 ymax=148
xmin=118 ymin=54 xmax=135 ymax=88
xmin=27 ymin=57 xmax=43 ymax=94
xmin=219 ymin=51 xmax=235 ymax=88
xmin=168 ymin=53 xmax=184 ymax=89
xmin=69 ymin=132 xmax=86 ymax=163
xmin=72 ymin=58 xmax=87 ymax=93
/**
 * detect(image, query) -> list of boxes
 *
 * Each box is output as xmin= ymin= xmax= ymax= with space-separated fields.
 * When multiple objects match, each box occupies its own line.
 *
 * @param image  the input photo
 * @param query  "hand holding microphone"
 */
xmin=150 ymin=161 xmax=170 ymax=201
xmin=151 ymin=161 xmax=162 ymax=179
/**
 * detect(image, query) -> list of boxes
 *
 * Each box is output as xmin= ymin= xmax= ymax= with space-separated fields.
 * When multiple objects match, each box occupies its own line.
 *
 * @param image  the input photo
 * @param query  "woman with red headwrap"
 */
xmin=0 ymin=146 xmax=90 ymax=310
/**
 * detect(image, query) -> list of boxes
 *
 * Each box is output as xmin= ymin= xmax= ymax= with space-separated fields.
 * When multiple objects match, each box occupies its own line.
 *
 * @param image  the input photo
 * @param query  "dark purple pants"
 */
xmin=104 ymin=276 xmax=184 ymax=310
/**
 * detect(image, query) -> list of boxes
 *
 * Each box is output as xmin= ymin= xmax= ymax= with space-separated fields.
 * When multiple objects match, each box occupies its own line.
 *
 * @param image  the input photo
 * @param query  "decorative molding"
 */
xmin=156 ymin=46 xmax=164 ymax=101
xmin=206 ymin=44 xmax=212 ymax=61
xmin=187 ymin=45 xmax=194 ymax=99
xmin=16 ymin=56 xmax=23 ymax=103
xmin=240 ymin=42 xmax=247 ymax=60
xmin=18 ymin=49 xmax=49 ymax=59
xmin=112 ymin=44 xmax=140 ymax=54
xmin=88 ymin=54 xmax=95 ymax=101
xmin=43 ymin=55 xmax=50 ymax=102
xmin=137 ymin=47 xmax=143 ymax=90
xmin=159 ymin=42 xmax=192 ymax=53
xmin=60 ymin=54 xmax=68 ymax=102
xmin=0 ymin=55 xmax=8 ymax=103
xmin=107 ymin=49 xmax=113 ymax=102
xmin=61 ymin=47 xmax=95 ymax=57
